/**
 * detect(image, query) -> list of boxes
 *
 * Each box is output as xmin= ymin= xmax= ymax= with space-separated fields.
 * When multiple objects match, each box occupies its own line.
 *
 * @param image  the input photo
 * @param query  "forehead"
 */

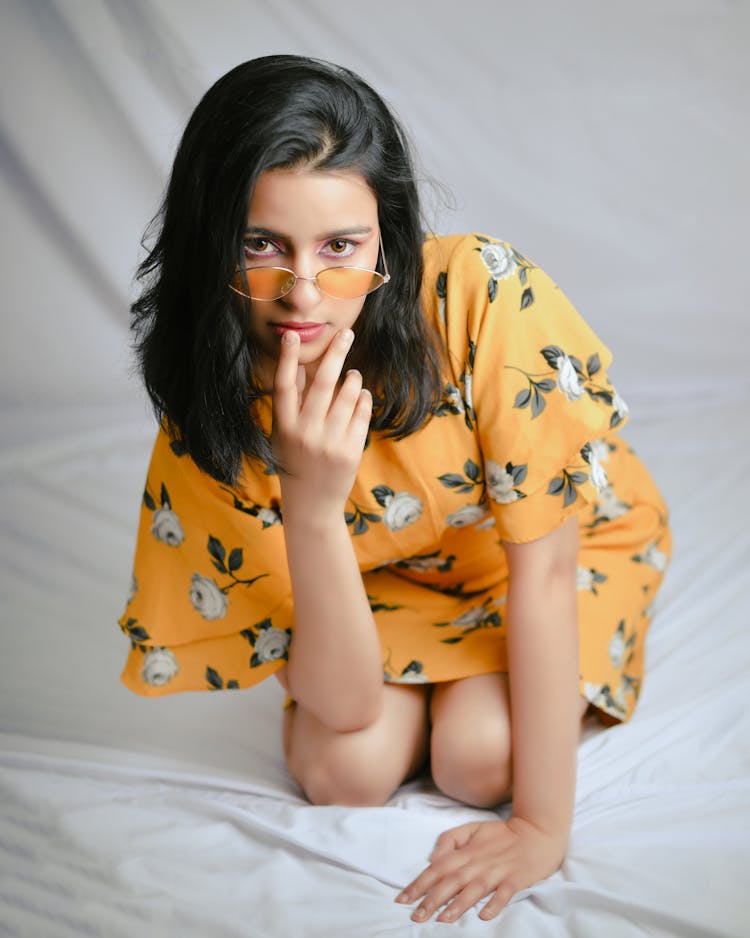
xmin=246 ymin=168 xmax=377 ymax=236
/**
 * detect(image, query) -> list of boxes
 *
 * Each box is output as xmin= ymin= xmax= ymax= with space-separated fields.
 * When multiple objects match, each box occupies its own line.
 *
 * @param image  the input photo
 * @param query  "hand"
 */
xmin=395 ymin=817 xmax=567 ymax=923
xmin=271 ymin=329 xmax=372 ymax=519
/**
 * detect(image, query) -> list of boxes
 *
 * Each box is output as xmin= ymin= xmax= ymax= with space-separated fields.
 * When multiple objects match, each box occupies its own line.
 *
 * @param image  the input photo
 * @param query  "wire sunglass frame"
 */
xmin=229 ymin=234 xmax=391 ymax=301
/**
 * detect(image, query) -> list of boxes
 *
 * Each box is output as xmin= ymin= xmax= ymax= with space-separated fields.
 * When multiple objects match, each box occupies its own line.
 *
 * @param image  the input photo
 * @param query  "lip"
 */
xmin=271 ymin=322 xmax=327 ymax=343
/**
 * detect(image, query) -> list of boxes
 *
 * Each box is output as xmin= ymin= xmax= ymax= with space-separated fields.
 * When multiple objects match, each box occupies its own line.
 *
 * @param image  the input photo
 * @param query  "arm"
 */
xmin=273 ymin=329 xmax=383 ymax=731
xmin=504 ymin=513 xmax=581 ymax=838
xmin=398 ymin=515 xmax=582 ymax=923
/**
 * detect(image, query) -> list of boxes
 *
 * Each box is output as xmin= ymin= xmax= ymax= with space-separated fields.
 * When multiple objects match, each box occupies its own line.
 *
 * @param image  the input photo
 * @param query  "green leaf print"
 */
xmin=228 ymin=547 xmax=243 ymax=573
xmin=206 ymin=666 xmax=223 ymax=689
xmin=547 ymin=469 xmax=587 ymax=507
xmin=208 ymin=535 xmax=227 ymax=573
xmin=465 ymin=459 xmax=480 ymax=481
xmin=439 ymin=473 xmax=469 ymax=490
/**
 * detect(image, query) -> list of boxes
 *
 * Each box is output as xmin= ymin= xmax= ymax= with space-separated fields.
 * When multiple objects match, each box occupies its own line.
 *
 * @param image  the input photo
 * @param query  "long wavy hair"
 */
xmin=131 ymin=54 xmax=443 ymax=485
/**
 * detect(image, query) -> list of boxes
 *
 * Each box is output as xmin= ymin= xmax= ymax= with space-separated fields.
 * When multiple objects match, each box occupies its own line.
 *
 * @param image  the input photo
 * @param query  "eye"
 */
xmin=244 ymin=237 xmax=279 ymax=257
xmin=323 ymin=238 xmax=357 ymax=259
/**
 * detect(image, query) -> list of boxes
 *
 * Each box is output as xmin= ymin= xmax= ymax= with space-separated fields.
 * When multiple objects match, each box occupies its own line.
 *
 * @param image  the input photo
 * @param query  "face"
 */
xmin=242 ymin=167 xmax=381 ymax=383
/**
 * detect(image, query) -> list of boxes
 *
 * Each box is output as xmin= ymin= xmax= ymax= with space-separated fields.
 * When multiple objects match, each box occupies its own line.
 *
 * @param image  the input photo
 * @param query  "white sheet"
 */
xmin=2 ymin=1 xmax=749 ymax=935
xmin=2 ymin=401 xmax=749 ymax=936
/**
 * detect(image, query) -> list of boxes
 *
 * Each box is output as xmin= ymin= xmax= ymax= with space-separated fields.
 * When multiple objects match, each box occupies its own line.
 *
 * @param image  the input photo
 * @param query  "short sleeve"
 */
xmin=119 ymin=428 xmax=293 ymax=695
xmin=443 ymin=234 xmax=629 ymax=544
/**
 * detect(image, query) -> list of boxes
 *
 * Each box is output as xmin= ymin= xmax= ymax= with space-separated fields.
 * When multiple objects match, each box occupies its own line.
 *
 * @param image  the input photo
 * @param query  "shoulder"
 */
xmin=422 ymin=233 xmax=534 ymax=308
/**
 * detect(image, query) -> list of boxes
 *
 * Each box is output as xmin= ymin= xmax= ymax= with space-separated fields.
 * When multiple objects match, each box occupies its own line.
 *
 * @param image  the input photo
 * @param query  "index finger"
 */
xmin=273 ymin=330 xmax=301 ymax=425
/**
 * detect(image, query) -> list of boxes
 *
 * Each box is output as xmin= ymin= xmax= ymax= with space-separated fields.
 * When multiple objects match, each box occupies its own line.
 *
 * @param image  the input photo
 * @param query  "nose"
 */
xmin=282 ymin=261 xmax=322 ymax=311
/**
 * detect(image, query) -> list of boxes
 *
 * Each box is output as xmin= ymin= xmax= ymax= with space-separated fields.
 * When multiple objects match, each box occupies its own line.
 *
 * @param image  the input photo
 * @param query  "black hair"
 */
xmin=131 ymin=54 xmax=443 ymax=485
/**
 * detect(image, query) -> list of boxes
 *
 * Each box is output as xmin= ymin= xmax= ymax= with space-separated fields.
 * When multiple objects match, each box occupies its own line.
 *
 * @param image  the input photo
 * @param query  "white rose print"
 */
xmin=581 ymin=442 xmax=609 ymax=491
xmin=151 ymin=506 xmax=185 ymax=546
xmin=241 ymin=618 xmax=293 ymax=668
xmin=370 ymin=487 xmax=423 ymax=531
xmin=189 ymin=535 xmax=268 ymax=621
xmin=510 ymin=345 xmax=616 ymax=420
xmin=589 ymin=438 xmax=612 ymax=464
xmin=141 ymin=647 xmax=179 ymax=686
xmin=434 ymin=598 xmax=502 ymax=643
xmin=556 ymin=354 xmax=586 ymax=401
xmin=396 ymin=552 xmax=455 ymax=573
xmin=486 ymin=461 xmax=520 ymax=504
xmin=595 ymin=484 xmax=630 ymax=520
xmin=613 ymin=390 xmax=630 ymax=420
xmin=635 ymin=541 xmax=668 ymax=572
xmin=254 ymin=626 xmax=291 ymax=663
xmin=189 ymin=573 xmax=229 ymax=620
xmin=446 ymin=504 xmax=489 ymax=527
xmin=462 ymin=372 xmax=474 ymax=415
xmin=608 ymin=621 xmax=626 ymax=667
xmin=576 ymin=565 xmax=607 ymax=594
xmin=144 ymin=482 xmax=184 ymax=547
xmin=384 ymin=652 xmax=430 ymax=684
xmin=479 ymin=242 xmax=518 ymax=282
xmin=257 ymin=507 xmax=282 ymax=527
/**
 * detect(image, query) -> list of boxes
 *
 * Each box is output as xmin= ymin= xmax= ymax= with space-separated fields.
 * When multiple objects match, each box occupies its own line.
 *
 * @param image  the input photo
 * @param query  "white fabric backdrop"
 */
xmin=1 ymin=2 xmax=749 ymax=936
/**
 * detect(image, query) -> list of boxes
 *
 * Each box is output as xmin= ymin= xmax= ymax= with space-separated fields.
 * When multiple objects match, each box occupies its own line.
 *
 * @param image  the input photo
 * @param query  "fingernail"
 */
xmin=395 ymin=892 xmax=409 ymax=904
xmin=339 ymin=329 xmax=354 ymax=344
xmin=412 ymin=908 xmax=427 ymax=921
xmin=283 ymin=330 xmax=298 ymax=344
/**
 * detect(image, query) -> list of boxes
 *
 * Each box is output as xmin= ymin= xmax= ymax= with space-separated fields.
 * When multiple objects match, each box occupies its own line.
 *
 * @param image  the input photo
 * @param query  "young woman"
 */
xmin=120 ymin=54 xmax=670 ymax=923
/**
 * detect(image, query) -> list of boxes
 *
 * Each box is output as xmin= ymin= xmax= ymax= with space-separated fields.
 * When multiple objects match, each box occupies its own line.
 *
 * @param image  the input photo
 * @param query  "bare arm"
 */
xmin=399 ymin=514 xmax=582 ymax=922
xmin=504 ymin=514 xmax=581 ymax=837
xmin=273 ymin=329 xmax=383 ymax=731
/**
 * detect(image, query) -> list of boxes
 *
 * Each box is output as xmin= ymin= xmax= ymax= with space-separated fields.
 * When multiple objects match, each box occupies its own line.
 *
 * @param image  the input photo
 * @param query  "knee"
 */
xmin=430 ymin=728 xmax=512 ymax=808
xmin=293 ymin=750 xmax=396 ymax=807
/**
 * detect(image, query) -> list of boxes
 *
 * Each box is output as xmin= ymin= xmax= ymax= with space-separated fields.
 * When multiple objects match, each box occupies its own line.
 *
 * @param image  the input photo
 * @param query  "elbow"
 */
xmin=285 ymin=674 xmax=383 ymax=733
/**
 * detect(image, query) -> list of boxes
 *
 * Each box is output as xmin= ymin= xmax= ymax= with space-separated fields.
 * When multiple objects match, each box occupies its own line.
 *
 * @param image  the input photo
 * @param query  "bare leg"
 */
xmin=430 ymin=673 xmax=590 ymax=808
xmin=283 ymin=683 xmax=430 ymax=806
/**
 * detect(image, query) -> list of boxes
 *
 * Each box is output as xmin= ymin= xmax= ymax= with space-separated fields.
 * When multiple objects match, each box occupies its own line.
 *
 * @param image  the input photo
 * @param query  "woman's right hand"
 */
xmin=271 ymin=328 xmax=372 ymax=522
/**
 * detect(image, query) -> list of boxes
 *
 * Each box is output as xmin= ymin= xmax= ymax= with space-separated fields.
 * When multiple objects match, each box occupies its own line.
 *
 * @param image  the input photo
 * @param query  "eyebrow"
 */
xmin=243 ymin=225 xmax=374 ymax=240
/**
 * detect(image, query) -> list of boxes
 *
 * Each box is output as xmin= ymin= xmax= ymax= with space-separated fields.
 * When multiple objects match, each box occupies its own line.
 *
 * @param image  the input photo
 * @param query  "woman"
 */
xmin=121 ymin=54 xmax=670 ymax=923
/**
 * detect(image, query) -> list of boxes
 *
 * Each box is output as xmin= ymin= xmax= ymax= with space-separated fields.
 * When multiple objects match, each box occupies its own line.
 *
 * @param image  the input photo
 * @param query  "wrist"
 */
xmin=509 ymin=813 xmax=571 ymax=846
xmin=279 ymin=486 xmax=348 ymax=533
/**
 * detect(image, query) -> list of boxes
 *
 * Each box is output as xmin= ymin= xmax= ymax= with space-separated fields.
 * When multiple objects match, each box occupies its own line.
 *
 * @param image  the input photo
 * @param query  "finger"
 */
xmin=410 ymin=873 xmax=468 ymax=923
xmin=325 ymin=368 xmax=364 ymax=437
xmin=299 ymin=329 xmax=354 ymax=421
xmin=429 ymin=822 xmax=480 ymax=861
xmin=478 ymin=882 xmax=516 ymax=920
xmin=346 ymin=388 xmax=372 ymax=451
xmin=396 ymin=863 xmax=443 ymax=906
xmin=272 ymin=330 xmax=301 ymax=427
xmin=295 ymin=364 xmax=306 ymax=397
xmin=437 ymin=880 xmax=495 ymax=924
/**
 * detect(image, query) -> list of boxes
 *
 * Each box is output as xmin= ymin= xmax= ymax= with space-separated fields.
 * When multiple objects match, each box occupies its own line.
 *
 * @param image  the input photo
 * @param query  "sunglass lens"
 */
xmin=235 ymin=268 xmax=295 ymax=300
xmin=318 ymin=268 xmax=385 ymax=299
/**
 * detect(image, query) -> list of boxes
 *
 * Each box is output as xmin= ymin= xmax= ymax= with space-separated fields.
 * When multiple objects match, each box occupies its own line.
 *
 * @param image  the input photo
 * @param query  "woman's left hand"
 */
xmin=396 ymin=817 xmax=567 ymax=923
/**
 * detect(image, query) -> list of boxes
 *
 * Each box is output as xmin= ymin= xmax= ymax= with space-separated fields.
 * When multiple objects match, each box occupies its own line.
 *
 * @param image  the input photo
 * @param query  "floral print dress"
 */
xmin=119 ymin=234 xmax=671 ymax=723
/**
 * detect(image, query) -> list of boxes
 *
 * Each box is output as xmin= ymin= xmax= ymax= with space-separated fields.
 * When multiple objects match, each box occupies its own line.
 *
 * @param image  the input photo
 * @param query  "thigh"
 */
xmin=283 ymin=682 xmax=430 ymax=806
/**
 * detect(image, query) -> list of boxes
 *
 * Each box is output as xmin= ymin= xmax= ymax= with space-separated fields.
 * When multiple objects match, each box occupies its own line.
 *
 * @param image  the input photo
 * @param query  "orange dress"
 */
xmin=119 ymin=234 xmax=670 ymax=723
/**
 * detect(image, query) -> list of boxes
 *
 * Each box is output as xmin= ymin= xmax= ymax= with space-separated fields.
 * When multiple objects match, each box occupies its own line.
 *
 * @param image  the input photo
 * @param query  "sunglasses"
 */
xmin=230 ymin=236 xmax=391 ymax=301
